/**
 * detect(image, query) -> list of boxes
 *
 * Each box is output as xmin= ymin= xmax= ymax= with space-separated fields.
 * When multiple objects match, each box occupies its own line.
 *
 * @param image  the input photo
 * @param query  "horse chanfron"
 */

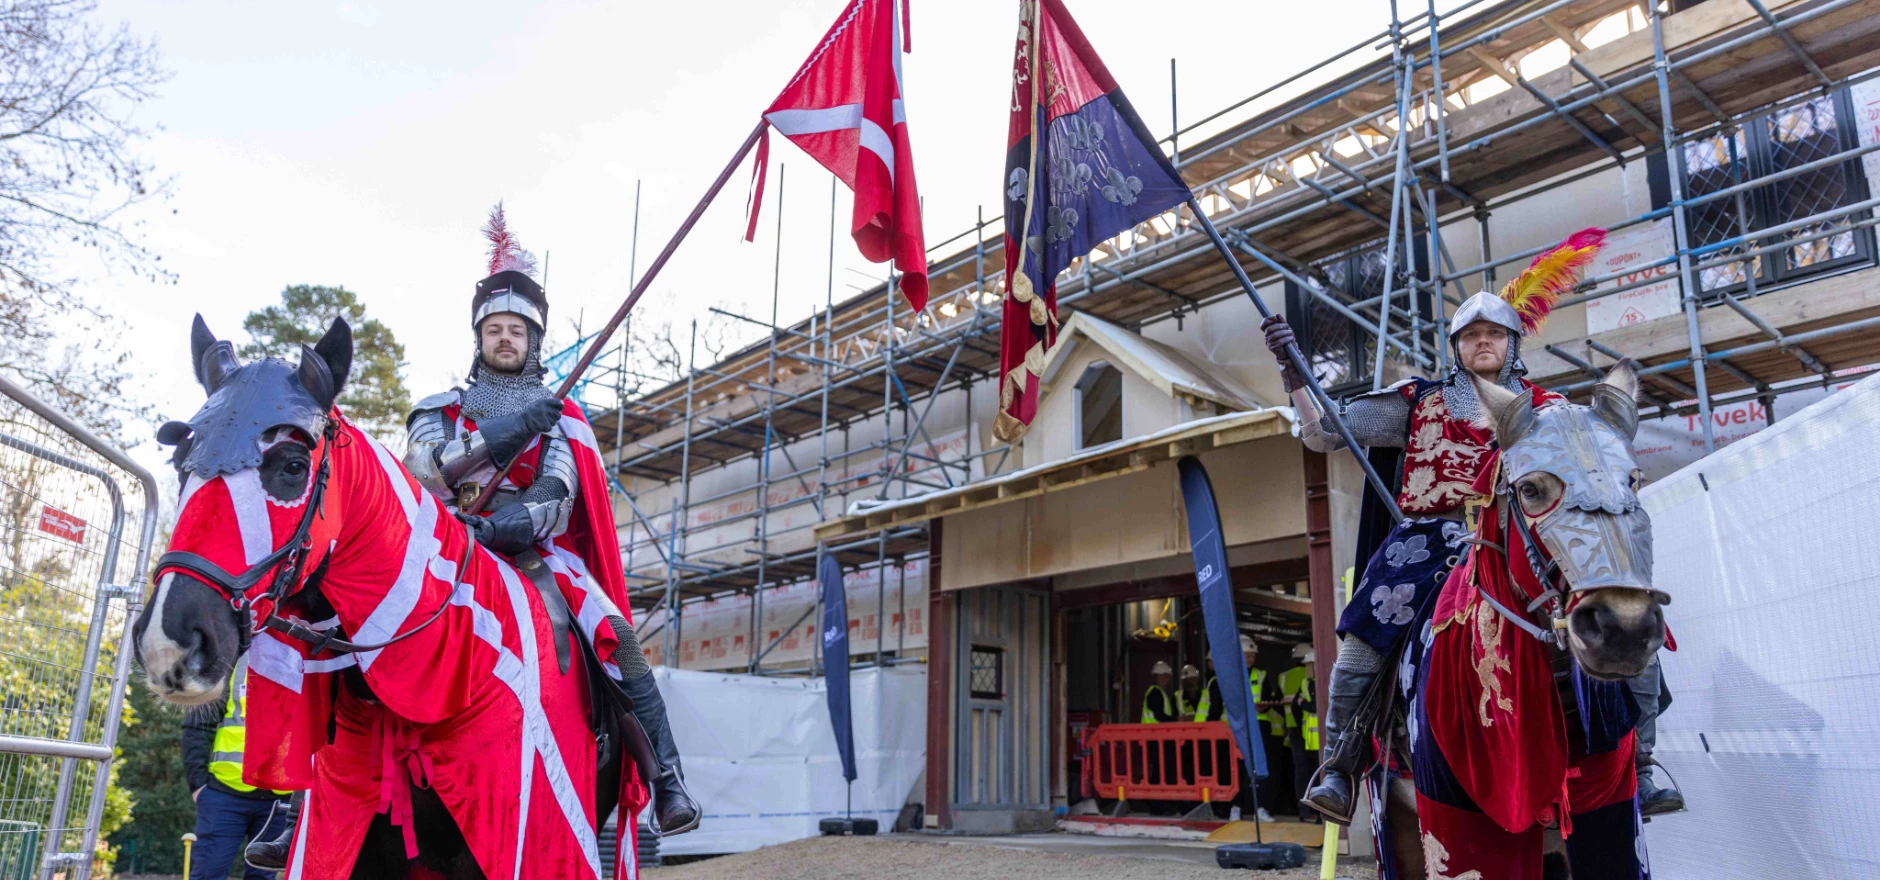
xmin=132 ymin=313 xmax=352 ymax=705
xmin=1473 ymin=360 xmax=1666 ymax=681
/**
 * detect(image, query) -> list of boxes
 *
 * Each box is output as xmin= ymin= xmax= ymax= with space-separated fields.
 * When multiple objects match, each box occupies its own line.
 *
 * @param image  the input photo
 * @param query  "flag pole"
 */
xmin=1184 ymin=197 xmax=1404 ymax=524
xmin=467 ymin=120 xmax=772 ymax=514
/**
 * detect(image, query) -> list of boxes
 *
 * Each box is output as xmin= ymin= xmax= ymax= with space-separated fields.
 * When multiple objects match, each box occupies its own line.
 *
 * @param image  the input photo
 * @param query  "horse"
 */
xmin=1380 ymin=361 xmax=1665 ymax=880
xmin=133 ymin=316 xmax=637 ymax=880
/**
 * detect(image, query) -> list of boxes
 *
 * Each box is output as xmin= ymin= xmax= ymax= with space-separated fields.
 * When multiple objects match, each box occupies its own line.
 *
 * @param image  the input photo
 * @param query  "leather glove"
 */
xmin=1261 ymin=315 xmax=1307 ymax=393
xmin=479 ymin=398 xmax=564 ymax=465
xmin=459 ymin=503 xmax=536 ymax=556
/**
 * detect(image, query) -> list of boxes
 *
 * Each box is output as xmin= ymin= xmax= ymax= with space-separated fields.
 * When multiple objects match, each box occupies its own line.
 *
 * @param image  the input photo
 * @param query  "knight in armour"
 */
xmin=403 ymin=206 xmax=701 ymax=834
xmin=1261 ymin=229 xmax=1677 ymax=843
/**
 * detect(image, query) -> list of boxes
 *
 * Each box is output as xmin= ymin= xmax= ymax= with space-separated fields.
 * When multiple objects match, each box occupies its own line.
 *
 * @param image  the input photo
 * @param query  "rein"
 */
xmin=156 ymin=422 xmax=471 ymax=657
xmin=1471 ymin=482 xmax=1571 ymax=648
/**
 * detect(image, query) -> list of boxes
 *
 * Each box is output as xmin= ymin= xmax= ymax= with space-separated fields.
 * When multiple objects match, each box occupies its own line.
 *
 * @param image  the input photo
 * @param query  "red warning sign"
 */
xmin=38 ymin=505 xmax=87 ymax=543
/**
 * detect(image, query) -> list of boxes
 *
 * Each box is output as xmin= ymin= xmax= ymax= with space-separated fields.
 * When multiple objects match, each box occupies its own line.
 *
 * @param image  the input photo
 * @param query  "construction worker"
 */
xmin=1179 ymin=664 xmax=1203 ymax=720
xmin=1141 ymin=660 xmax=1178 ymax=723
xmin=1196 ymin=634 xmax=1282 ymax=823
xmin=1280 ymin=645 xmax=1320 ymax=822
xmin=182 ymin=657 xmax=292 ymax=880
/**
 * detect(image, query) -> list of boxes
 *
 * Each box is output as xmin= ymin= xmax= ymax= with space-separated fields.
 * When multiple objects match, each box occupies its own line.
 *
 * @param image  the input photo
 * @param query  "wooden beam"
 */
xmin=1304 ymin=450 xmax=1337 ymax=721
xmin=1541 ymin=14 xmax=1591 ymax=54
xmin=1466 ymin=46 xmax=1522 ymax=89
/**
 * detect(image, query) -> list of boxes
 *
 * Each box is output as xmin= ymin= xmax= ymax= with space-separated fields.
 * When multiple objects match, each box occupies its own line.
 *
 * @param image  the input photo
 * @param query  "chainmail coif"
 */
xmin=1440 ymin=332 xmax=1526 ymax=424
xmin=460 ymin=323 xmax=556 ymax=421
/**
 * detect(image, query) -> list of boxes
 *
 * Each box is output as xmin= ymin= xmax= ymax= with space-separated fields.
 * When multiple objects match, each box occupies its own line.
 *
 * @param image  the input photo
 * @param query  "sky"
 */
xmin=77 ymin=0 xmax=1454 ymax=476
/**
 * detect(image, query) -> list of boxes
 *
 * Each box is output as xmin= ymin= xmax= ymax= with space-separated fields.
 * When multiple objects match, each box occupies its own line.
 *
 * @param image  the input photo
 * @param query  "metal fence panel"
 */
xmin=0 ymin=377 xmax=156 ymax=880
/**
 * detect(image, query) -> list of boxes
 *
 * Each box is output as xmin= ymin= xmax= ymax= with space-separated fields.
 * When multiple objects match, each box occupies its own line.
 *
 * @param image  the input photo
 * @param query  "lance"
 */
xmin=1184 ymin=198 xmax=1404 ymax=524
xmin=465 ymin=120 xmax=770 ymax=514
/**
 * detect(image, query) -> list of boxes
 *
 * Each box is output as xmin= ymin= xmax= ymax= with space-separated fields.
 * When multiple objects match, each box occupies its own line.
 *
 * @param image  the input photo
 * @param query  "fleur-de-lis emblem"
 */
xmin=1371 ymin=583 xmax=1417 ymax=626
xmin=1384 ymin=534 xmax=1430 ymax=568
xmin=1008 ymin=167 xmax=1029 ymax=202
xmin=1044 ymin=205 xmax=1079 ymax=244
xmin=1101 ymin=167 xmax=1143 ymax=206
xmin=1064 ymin=116 xmax=1106 ymax=151
xmin=1051 ymin=156 xmax=1093 ymax=196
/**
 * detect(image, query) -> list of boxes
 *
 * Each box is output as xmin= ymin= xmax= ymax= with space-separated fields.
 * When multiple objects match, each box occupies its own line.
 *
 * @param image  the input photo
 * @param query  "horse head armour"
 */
xmin=1474 ymin=361 xmax=1667 ymax=680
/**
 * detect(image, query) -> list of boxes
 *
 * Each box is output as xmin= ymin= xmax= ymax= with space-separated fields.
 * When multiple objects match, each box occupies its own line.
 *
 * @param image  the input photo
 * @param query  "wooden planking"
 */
xmin=813 ymin=411 xmax=1290 ymax=541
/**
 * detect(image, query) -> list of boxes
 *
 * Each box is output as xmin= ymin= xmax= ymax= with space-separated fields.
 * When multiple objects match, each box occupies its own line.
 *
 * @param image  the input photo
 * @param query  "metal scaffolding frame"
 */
xmin=585 ymin=0 xmax=1880 ymax=674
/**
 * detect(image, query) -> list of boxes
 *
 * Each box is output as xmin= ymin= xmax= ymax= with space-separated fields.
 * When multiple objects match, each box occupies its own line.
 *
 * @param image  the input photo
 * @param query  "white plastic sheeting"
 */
xmin=651 ymin=665 xmax=927 ymax=856
xmin=1640 ymin=371 xmax=1880 ymax=878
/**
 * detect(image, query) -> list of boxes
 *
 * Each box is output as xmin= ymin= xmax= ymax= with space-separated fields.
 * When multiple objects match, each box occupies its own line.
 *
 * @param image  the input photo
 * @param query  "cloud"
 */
xmin=336 ymin=2 xmax=380 ymax=28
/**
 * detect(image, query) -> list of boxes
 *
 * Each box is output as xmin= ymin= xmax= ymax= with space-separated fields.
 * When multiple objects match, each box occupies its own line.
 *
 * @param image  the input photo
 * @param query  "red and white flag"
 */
xmin=750 ymin=0 xmax=928 ymax=310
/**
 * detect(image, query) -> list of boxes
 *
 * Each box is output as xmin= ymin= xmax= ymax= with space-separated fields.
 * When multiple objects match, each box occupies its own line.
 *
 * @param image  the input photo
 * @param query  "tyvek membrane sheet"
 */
xmin=1639 ymin=372 xmax=1880 ymax=878
xmin=648 ymin=665 xmax=927 ymax=857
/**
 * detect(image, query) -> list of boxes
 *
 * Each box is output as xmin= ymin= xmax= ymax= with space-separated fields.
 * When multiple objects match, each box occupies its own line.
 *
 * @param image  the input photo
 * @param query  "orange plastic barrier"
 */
xmin=1084 ymin=721 xmax=1242 ymax=804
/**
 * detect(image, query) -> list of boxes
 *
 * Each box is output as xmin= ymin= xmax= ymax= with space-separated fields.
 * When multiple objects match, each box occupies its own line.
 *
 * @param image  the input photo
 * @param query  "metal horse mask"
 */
xmin=1474 ymin=361 xmax=1667 ymax=680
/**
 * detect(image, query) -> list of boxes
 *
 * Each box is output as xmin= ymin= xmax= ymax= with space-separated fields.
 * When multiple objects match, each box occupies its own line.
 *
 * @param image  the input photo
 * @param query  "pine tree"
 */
xmin=240 ymin=285 xmax=412 ymax=447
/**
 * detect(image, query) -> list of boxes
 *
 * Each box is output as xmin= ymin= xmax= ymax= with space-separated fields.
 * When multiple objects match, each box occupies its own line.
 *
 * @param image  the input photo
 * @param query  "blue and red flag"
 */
xmin=994 ymin=0 xmax=1191 ymax=441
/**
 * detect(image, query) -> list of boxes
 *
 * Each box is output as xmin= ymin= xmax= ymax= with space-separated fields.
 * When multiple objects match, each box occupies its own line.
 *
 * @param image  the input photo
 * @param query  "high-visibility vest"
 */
xmin=1279 ymin=666 xmax=1320 ymax=751
xmin=1140 ymin=684 xmax=1176 ymax=724
xmin=209 ymin=658 xmax=289 ymax=795
xmin=1194 ymin=670 xmax=1285 ymax=736
xmin=1252 ymin=669 xmax=1285 ymax=736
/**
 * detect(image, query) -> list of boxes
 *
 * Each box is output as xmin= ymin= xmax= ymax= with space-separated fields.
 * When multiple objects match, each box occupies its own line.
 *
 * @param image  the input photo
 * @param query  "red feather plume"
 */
xmin=482 ymin=201 xmax=538 ymax=276
xmin=1498 ymin=227 xmax=1605 ymax=335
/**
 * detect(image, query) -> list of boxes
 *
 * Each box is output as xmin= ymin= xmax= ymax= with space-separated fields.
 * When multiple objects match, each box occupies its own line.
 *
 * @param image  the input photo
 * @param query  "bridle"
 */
xmin=155 ymin=421 xmax=468 ymax=657
xmin=1465 ymin=471 xmax=1574 ymax=649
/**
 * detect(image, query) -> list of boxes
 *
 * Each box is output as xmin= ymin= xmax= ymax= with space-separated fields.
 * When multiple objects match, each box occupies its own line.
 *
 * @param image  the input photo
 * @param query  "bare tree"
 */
xmin=620 ymin=290 xmax=739 ymax=396
xmin=0 ymin=0 xmax=170 ymax=444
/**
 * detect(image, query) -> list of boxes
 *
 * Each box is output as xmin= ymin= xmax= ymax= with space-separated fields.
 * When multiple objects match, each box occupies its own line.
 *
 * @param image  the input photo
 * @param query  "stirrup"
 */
xmin=648 ymin=770 xmax=702 ymax=837
xmin=1299 ymin=761 xmax=1357 ymax=826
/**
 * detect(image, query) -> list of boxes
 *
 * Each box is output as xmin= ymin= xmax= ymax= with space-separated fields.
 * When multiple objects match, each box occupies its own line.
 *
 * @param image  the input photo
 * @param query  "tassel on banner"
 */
xmin=744 ymin=123 xmax=771 ymax=242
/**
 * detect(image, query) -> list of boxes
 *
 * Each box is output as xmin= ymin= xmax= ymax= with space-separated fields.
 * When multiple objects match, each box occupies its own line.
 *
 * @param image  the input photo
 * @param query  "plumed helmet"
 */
xmin=1450 ymin=227 xmax=1606 ymax=344
xmin=1449 ymin=290 xmax=1524 ymax=341
xmin=472 ymin=202 xmax=547 ymax=332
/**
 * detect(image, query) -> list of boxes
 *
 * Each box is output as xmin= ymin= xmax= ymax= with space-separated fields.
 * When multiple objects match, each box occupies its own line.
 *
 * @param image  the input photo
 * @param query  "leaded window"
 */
xmin=1678 ymin=90 xmax=1873 ymax=297
xmin=968 ymin=646 xmax=1004 ymax=700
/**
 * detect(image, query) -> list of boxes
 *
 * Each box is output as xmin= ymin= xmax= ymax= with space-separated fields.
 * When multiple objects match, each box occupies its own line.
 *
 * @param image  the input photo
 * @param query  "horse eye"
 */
xmin=1519 ymin=482 xmax=1539 ymax=498
xmin=284 ymin=459 xmax=307 ymax=476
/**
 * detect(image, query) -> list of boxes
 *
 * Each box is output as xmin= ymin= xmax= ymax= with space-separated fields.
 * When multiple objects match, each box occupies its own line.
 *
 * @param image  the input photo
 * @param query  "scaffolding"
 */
xmin=585 ymin=0 xmax=1880 ymax=674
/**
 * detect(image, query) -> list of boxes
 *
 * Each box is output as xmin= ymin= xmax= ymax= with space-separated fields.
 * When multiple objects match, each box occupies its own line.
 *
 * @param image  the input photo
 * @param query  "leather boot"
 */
xmin=622 ymin=670 xmax=702 ymax=835
xmin=1637 ymin=761 xmax=1685 ymax=817
xmin=244 ymin=791 xmax=302 ymax=871
xmin=1301 ymin=662 xmax=1376 ymax=824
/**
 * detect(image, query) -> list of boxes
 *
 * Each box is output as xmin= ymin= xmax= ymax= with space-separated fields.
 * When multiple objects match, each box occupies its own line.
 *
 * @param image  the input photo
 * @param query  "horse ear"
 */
xmin=1471 ymin=374 xmax=1537 ymax=447
xmin=1593 ymin=359 xmax=1641 ymax=440
xmin=300 ymin=317 xmax=352 ymax=409
xmin=190 ymin=314 xmax=240 ymax=394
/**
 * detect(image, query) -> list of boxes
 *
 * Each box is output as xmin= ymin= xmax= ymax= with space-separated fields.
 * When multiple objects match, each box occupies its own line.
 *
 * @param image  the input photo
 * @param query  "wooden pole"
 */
xmin=467 ymin=120 xmax=771 ymax=513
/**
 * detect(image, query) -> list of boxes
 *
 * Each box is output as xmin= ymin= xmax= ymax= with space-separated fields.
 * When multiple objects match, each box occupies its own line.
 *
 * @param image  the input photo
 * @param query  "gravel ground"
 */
xmin=644 ymin=834 xmax=1373 ymax=879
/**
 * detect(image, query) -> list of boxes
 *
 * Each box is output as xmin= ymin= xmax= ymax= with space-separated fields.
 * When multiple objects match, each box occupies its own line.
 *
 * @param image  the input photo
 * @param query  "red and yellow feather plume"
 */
xmin=1498 ymin=227 xmax=1605 ymax=334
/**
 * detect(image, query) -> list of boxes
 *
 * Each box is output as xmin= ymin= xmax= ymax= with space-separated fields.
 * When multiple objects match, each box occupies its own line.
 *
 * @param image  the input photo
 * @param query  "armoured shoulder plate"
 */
xmin=406 ymin=390 xmax=463 ymax=427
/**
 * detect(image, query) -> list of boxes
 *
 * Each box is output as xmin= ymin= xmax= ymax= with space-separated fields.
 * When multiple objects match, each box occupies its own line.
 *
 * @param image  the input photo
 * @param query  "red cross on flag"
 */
xmin=748 ymin=0 xmax=929 ymax=310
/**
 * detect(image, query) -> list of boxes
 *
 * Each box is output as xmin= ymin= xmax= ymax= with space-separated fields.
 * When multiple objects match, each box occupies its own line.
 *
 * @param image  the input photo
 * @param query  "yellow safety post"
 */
xmin=181 ymin=832 xmax=197 ymax=878
xmin=1319 ymin=821 xmax=1339 ymax=879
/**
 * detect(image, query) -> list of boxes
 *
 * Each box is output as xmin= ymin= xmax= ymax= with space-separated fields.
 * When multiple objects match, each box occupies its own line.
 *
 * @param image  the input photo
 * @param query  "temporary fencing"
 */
xmin=0 ymin=375 xmax=158 ymax=880
xmin=1084 ymin=721 xmax=1242 ymax=805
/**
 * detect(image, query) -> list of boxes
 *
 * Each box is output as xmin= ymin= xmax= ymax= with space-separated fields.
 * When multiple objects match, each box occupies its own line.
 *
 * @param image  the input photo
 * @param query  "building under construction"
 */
xmin=573 ymin=0 xmax=1880 ymax=837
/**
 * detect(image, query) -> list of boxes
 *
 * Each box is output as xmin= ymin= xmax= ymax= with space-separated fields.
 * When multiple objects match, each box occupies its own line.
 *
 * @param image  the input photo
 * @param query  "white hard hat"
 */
xmin=1301 ymin=649 xmax=1316 ymax=664
xmin=1239 ymin=633 xmax=1256 ymax=653
xmin=1292 ymin=643 xmax=1312 ymax=660
xmin=1151 ymin=660 xmax=1173 ymax=675
xmin=1181 ymin=664 xmax=1201 ymax=680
